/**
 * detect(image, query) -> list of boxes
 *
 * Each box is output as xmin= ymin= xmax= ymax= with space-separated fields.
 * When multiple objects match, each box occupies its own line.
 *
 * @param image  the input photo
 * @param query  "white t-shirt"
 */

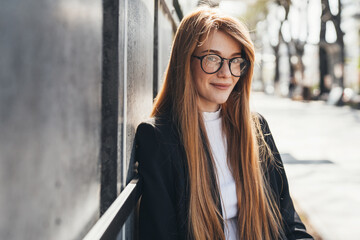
xmin=203 ymin=108 xmax=238 ymax=240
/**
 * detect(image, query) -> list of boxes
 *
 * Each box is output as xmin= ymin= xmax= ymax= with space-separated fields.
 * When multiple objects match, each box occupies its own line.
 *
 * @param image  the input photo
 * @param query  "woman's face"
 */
xmin=191 ymin=30 xmax=242 ymax=112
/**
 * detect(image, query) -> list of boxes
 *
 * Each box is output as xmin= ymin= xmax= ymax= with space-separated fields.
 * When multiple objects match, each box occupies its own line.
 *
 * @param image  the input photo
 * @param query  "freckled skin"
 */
xmin=191 ymin=30 xmax=242 ymax=112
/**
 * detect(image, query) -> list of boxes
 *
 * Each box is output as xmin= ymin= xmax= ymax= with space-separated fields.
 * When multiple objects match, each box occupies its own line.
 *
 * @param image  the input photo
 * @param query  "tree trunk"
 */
xmin=319 ymin=0 xmax=330 ymax=96
xmin=333 ymin=0 xmax=345 ymax=88
xmin=286 ymin=42 xmax=296 ymax=97
xmin=319 ymin=46 xmax=329 ymax=94
xmin=274 ymin=45 xmax=280 ymax=84
xmin=319 ymin=0 xmax=345 ymax=96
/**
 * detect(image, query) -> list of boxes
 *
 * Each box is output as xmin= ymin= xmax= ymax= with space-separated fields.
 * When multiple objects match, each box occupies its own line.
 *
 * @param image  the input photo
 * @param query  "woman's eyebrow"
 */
xmin=200 ymin=49 xmax=220 ymax=54
xmin=200 ymin=49 xmax=242 ymax=57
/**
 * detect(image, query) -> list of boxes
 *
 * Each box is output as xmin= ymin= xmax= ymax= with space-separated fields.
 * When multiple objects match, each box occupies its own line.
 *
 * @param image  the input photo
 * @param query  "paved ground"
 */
xmin=250 ymin=92 xmax=360 ymax=240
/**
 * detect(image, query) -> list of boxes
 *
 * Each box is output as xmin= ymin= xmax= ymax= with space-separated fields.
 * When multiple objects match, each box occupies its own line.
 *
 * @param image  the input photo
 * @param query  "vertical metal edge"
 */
xmin=121 ymin=0 xmax=128 ymax=238
xmin=153 ymin=0 xmax=159 ymax=100
xmin=121 ymin=0 xmax=128 ymax=194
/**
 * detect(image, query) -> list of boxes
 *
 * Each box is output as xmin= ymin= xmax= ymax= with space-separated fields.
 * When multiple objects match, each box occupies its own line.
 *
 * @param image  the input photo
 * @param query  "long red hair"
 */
xmin=151 ymin=7 xmax=283 ymax=240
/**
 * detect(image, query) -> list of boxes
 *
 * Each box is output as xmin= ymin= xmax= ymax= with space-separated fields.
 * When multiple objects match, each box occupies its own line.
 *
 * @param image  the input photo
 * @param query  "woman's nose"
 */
xmin=217 ymin=61 xmax=232 ymax=78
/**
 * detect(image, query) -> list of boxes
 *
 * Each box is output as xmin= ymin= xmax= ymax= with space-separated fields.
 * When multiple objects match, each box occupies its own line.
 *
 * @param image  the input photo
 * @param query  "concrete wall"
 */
xmin=0 ymin=0 xmax=181 ymax=239
xmin=122 ymin=0 xmax=154 ymax=184
xmin=0 ymin=1 xmax=102 ymax=239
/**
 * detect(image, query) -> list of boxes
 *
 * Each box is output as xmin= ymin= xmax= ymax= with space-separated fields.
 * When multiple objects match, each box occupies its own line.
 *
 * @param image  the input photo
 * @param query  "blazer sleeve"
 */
xmin=258 ymin=114 xmax=314 ymax=240
xmin=135 ymin=122 xmax=179 ymax=240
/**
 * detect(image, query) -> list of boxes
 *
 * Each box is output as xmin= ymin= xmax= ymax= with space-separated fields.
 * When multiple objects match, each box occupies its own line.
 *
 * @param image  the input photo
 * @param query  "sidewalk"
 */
xmin=250 ymin=92 xmax=360 ymax=240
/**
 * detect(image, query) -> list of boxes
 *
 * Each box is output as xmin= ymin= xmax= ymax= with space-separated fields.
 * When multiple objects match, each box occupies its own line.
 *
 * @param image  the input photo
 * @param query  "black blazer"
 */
xmin=135 ymin=113 xmax=313 ymax=240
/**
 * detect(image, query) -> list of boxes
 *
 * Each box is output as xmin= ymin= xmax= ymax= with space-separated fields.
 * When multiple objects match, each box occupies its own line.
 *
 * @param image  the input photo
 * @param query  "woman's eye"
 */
xmin=232 ymin=58 xmax=243 ymax=64
xmin=206 ymin=56 xmax=219 ymax=62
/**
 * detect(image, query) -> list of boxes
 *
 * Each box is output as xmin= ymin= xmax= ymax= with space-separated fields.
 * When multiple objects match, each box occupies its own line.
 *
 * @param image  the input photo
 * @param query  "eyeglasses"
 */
xmin=192 ymin=53 xmax=249 ymax=77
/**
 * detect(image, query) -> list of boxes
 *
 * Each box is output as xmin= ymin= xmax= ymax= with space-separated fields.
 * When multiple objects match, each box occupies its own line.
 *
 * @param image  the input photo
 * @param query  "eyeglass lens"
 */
xmin=202 ymin=54 xmax=247 ymax=77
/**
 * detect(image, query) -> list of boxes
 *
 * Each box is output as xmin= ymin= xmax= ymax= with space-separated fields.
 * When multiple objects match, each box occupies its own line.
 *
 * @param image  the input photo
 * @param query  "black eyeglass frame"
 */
xmin=191 ymin=53 xmax=250 ymax=77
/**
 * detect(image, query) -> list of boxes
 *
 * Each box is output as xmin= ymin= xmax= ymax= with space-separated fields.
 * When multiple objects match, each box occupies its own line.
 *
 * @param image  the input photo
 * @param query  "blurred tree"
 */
xmin=268 ymin=0 xmax=290 ymax=88
xmin=260 ymin=0 xmax=311 ymax=99
xmin=242 ymin=0 xmax=269 ymax=30
xmin=287 ymin=0 xmax=310 ymax=100
xmin=241 ymin=0 xmax=291 ymax=91
xmin=319 ymin=0 xmax=345 ymax=96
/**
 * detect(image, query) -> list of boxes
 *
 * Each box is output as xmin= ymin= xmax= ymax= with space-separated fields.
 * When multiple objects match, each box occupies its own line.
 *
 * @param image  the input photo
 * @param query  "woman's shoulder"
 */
xmin=251 ymin=112 xmax=270 ymax=131
xmin=251 ymin=111 xmax=283 ymax=169
xmin=136 ymin=115 xmax=181 ymax=146
xmin=135 ymin=116 xmax=184 ymax=177
xmin=251 ymin=111 xmax=266 ymax=123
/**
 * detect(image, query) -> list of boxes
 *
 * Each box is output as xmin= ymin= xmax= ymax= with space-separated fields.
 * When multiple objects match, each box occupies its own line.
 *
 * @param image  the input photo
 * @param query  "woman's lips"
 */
xmin=210 ymin=83 xmax=231 ymax=90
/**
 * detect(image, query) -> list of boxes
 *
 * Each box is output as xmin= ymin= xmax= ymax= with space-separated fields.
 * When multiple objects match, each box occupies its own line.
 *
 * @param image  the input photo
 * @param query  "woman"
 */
xmin=135 ymin=7 xmax=313 ymax=240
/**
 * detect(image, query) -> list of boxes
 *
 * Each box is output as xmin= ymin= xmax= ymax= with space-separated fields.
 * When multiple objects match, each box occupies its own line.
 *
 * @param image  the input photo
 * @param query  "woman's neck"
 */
xmin=202 ymin=107 xmax=221 ymax=122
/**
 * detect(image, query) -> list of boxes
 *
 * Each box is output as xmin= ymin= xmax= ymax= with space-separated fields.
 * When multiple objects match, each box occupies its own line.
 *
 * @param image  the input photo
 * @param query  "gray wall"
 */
xmin=0 ymin=0 xmax=180 ymax=239
xmin=0 ymin=1 xmax=102 ymax=239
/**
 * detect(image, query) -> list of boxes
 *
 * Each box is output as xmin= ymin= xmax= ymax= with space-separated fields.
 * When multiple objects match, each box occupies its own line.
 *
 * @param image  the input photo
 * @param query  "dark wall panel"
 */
xmin=101 ymin=0 xmax=120 ymax=216
xmin=0 ymin=1 xmax=102 ymax=239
